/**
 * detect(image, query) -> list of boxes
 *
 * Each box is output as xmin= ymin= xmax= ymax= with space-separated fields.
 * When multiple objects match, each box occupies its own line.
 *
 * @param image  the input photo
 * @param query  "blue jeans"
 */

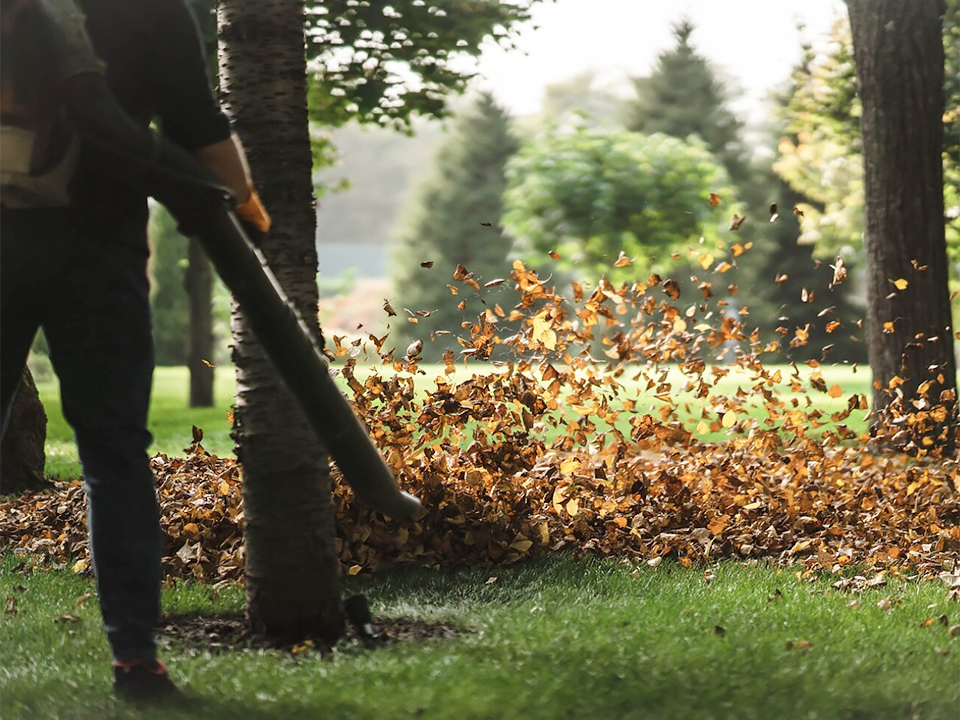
xmin=1 ymin=207 xmax=161 ymax=663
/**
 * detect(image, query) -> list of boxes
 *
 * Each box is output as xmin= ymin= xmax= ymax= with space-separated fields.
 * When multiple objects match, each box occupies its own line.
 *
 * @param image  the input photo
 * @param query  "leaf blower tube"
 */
xmin=34 ymin=0 xmax=421 ymax=518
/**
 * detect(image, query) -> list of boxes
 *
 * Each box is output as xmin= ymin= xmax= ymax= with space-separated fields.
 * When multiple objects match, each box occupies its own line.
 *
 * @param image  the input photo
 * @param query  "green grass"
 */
xmin=0 ymin=555 xmax=956 ymax=719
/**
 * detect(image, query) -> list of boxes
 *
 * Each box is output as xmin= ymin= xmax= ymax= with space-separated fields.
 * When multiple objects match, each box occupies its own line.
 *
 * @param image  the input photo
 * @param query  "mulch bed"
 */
xmin=157 ymin=612 xmax=469 ymax=655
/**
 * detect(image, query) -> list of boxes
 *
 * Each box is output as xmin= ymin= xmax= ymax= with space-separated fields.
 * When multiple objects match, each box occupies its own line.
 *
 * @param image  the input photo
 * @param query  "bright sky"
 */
xmin=472 ymin=0 xmax=848 ymax=123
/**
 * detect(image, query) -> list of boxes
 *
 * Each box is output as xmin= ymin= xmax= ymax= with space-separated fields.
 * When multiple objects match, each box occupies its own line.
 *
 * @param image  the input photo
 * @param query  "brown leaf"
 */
xmin=405 ymin=340 xmax=423 ymax=359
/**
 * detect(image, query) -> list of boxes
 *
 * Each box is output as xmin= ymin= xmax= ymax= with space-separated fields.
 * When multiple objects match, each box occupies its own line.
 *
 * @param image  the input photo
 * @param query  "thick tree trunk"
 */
xmin=217 ymin=0 xmax=343 ymax=642
xmin=847 ymin=0 xmax=957 ymax=454
xmin=0 ymin=368 xmax=50 ymax=494
xmin=186 ymin=237 xmax=215 ymax=408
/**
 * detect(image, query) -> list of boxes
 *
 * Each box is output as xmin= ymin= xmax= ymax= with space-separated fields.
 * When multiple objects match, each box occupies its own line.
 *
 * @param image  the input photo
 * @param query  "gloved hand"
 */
xmin=235 ymin=184 xmax=271 ymax=243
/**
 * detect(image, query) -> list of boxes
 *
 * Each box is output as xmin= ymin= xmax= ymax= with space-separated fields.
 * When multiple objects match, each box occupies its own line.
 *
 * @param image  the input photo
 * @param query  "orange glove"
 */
xmin=236 ymin=184 xmax=271 ymax=233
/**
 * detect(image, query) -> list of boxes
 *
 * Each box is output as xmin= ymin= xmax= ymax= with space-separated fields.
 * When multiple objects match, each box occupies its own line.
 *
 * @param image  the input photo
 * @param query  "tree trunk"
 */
xmin=186 ymin=237 xmax=215 ymax=408
xmin=0 ymin=368 xmax=50 ymax=494
xmin=217 ymin=0 xmax=343 ymax=643
xmin=846 ymin=0 xmax=957 ymax=454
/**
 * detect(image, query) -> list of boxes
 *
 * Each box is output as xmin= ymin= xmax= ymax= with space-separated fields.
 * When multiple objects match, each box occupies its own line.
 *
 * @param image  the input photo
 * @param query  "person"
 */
xmin=0 ymin=0 xmax=269 ymax=702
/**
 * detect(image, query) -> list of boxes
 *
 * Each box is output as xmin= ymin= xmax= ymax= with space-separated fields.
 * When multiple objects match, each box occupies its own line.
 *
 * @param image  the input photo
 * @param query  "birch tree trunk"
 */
xmin=217 ymin=0 xmax=343 ymax=642
xmin=846 ymin=0 xmax=957 ymax=454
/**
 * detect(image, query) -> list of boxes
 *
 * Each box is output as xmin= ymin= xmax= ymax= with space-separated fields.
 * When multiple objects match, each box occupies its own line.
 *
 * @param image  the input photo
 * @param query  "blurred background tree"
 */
xmin=390 ymin=93 xmax=518 ymax=361
xmin=148 ymin=207 xmax=189 ymax=367
xmin=503 ymin=126 xmax=733 ymax=284
xmin=624 ymin=18 xmax=751 ymax=187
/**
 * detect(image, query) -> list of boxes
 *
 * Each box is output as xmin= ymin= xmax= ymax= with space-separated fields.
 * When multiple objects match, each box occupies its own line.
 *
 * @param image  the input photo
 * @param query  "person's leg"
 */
xmin=44 ymin=223 xmax=161 ymax=663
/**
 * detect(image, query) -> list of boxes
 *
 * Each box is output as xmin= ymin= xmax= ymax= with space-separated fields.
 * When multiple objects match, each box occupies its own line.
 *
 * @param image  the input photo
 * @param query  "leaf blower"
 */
xmin=1 ymin=0 xmax=421 ymax=518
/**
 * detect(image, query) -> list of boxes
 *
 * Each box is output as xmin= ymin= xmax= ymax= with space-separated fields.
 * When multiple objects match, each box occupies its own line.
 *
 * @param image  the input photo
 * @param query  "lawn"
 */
xmin=1 ymin=554 xmax=957 ymax=720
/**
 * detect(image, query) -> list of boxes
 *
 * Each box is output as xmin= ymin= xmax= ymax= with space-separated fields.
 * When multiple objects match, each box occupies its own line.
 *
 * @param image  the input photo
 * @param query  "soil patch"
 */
xmin=158 ymin=612 xmax=469 ymax=655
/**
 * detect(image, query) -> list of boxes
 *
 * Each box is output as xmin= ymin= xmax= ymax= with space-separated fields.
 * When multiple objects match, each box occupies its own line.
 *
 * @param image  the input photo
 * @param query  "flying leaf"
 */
xmin=830 ymin=257 xmax=848 ymax=287
xmin=663 ymin=279 xmax=682 ymax=300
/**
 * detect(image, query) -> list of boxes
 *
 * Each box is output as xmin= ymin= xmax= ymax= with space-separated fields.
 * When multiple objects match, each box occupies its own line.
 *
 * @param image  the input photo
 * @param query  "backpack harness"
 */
xmin=0 ymin=0 xmax=102 ymax=207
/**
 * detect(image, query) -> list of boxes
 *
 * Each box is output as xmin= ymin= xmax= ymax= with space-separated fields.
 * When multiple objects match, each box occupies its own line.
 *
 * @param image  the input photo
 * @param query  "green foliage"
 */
xmin=503 ymin=124 xmax=734 ymax=283
xmin=773 ymin=19 xmax=863 ymax=255
xmin=624 ymin=19 xmax=751 ymax=186
xmin=148 ymin=206 xmax=189 ymax=366
xmin=775 ymin=8 xmax=960 ymax=261
xmin=390 ymin=93 xmax=518 ymax=360
xmin=305 ymin=1 xmax=548 ymax=130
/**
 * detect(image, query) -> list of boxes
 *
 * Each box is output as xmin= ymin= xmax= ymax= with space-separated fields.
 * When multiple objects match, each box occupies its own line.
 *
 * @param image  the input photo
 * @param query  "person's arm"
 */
xmin=148 ymin=1 xmax=271 ymax=232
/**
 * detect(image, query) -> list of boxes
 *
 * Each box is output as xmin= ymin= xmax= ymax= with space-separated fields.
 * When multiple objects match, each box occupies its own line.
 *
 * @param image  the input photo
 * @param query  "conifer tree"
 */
xmin=390 ymin=93 xmax=518 ymax=361
xmin=625 ymin=18 xmax=750 ymax=186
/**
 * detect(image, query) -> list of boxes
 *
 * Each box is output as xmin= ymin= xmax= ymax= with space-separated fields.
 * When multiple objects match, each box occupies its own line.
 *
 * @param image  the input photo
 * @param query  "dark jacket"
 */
xmin=72 ymin=0 xmax=230 ymax=230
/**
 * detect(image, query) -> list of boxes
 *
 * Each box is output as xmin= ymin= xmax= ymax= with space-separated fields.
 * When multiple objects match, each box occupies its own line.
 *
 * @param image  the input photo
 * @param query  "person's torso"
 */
xmin=69 ymin=0 xmax=162 ymax=224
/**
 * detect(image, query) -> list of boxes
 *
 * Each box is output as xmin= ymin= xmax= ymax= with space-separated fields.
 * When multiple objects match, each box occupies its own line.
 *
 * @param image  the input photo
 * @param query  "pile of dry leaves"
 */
xmin=1 ymin=254 xmax=957 ymax=583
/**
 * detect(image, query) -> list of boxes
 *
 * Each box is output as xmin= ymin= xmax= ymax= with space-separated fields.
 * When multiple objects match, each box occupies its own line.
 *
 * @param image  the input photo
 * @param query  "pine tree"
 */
xmin=624 ymin=18 xmax=750 ymax=186
xmin=390 ymin=93 xmax=518 ymax=361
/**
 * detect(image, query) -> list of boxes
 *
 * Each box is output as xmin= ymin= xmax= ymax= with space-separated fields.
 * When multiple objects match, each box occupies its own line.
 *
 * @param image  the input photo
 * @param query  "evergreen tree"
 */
xmin=390 ymin=93 xmax=518 ymax=361
xmin=624 ymin=18 xmax=750 ymax=186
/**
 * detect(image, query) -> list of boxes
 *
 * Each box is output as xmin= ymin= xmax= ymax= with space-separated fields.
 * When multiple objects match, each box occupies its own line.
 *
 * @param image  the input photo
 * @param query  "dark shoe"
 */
xmin=113 ymin=659 xmax=182 ymax=704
